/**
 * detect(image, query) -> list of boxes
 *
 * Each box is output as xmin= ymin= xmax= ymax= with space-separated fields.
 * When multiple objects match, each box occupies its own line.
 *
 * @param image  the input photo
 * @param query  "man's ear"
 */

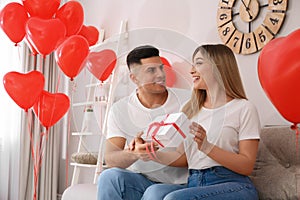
xmin=130 ymin=73 xmax=139 ymax=84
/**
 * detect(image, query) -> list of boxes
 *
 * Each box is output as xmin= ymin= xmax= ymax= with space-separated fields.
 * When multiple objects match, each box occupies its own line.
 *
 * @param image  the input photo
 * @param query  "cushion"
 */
xmin=62 ymin=184 xmax=97 ymax=200
xmin=71 ymin=152 xmax=98 ymax=165
xmin=250 ymin=126 xmax=300 ymax=200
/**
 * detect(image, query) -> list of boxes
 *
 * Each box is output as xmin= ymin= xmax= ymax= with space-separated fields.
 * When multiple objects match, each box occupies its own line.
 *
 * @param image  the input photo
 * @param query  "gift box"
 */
xmin=145 ymin=112 xmax=191 ymax=148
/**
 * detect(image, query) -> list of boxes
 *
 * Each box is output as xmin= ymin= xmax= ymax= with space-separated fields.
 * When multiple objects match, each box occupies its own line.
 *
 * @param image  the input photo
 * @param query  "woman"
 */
xmin=148 ymin=44 xmax=261 ymax=200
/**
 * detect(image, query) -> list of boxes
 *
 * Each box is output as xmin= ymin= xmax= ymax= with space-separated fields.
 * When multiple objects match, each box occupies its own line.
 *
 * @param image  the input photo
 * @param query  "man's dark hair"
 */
xmin=126 ymin=45 xmax=160 ymax=70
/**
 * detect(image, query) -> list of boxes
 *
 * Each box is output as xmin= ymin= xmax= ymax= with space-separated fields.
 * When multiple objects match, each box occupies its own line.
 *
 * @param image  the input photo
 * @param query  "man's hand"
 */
xmin=128 ymin=132 xmax=159 ymax=161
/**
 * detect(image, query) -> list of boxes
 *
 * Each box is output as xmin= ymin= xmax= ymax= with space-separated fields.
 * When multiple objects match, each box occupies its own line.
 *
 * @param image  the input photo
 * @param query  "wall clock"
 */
xmin=217 ymin=0 xmax=288 ymax=55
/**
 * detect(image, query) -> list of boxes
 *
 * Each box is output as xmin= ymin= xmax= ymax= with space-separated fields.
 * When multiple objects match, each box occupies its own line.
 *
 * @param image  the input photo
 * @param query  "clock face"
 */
xmin=217 ymin=0 xmax=288 ymax=54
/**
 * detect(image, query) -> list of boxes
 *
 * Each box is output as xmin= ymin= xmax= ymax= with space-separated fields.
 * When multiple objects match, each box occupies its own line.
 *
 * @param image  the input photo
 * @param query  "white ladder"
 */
xmin=70 ymin=20 xmax=128 ymax=185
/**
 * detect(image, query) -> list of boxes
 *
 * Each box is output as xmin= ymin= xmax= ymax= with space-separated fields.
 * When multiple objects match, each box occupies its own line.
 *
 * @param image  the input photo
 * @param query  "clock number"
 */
xmin=258 ymin=31 xmax=266 ymax=43
xmin=218 ymin=0 xmax=234 ymax=8
xmin=273 ymin=0 xmax=283 ymax=5
xmin=218 ymin=21 xmax=236 ymax=44
xmin=241 ymin=33 xmax=257 ymax=54
xmin=223 ymin=27 xmax=231 ymax=36
xmin=253 ymin=25 xmax=274 ymax=51
xmin=227 ymin=30 xmax=243 ymax=54
xmin=221 ymin=0 xmax=229 ymax=5
xmin=263 ymin=12 xmax=285 ymax=34
xmin=233 ymin=37 xmax=240 ymax=47
xmin=219 ymin=13 xmax=228 ymax=20
xmin=245 ymin=38 xmax=252 ymax=49
xmin=217 ymin=8 xmax=232 ymax=27
xmin=268 ymin=0 xmax=287 ymax=11
xmin=269 ymin=17 xmax=279 ymax=26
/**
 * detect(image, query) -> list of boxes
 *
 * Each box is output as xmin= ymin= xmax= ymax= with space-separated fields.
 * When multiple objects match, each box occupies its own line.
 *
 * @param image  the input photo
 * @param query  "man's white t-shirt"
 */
xmin=184 ymin=99 xmax=261 ymax=170
xmin=106 ymin=88 xmax=191 ymax=184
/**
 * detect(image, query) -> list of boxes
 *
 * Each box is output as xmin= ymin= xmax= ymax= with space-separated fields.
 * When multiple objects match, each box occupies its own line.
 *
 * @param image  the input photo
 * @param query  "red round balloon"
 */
xmin=161 ymin=57 xmax=176 ymax=87
xmin=33 ymin=90 xmax=70 ymax=129
xmin=55 ymin=35 xmax=90 ymax=80
xmin=78 ymin=25 xmax=99 ymax=46
xmin=258 ymin=28 xmax=300 ymax=124
xmin=55 ymin=1 xmax=84 ymax=36
xmin=0 ymin=2 xmax=28 ymax=45
xmin=22 ymin=0 xmax=61 ymax=19
xmin=3 ymin=71 xmax=45 ymax=111
xmin=86 ymin=49 xmax=117 ymax=82
xmin=25 ymin=17 xmax=66 ymax=56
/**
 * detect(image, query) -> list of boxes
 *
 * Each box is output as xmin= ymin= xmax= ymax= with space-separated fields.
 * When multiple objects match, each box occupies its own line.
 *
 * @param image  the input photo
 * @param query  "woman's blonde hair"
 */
xmin=182 ymin=44 xmax=247 ymax=119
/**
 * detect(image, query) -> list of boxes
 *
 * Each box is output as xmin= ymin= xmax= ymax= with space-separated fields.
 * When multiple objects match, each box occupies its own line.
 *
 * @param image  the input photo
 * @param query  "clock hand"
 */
xmin=241 ymin=0 xmax=253 ymax=19
xmin=247 ymin=0 xmax=251 ymax=7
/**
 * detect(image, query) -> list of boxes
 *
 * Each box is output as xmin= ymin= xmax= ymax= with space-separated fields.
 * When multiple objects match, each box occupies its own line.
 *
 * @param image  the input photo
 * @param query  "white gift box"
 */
xmin=145 ymin=112 xmax=191 ymax=148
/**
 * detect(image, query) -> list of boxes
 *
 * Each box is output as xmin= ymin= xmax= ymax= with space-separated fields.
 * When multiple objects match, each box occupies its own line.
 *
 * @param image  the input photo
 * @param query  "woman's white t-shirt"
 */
xmin=184 ymin=99 xmax=261 ymax=170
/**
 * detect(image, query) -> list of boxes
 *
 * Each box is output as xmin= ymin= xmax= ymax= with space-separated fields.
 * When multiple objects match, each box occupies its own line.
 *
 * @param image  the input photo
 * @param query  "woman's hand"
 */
xmin=189 ymin=122 xmax=214 ymax=154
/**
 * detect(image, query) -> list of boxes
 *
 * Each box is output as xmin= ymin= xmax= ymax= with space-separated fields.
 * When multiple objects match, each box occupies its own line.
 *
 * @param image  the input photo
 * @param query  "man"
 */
xmin=97 ymin=45 xmax=190 ymax=200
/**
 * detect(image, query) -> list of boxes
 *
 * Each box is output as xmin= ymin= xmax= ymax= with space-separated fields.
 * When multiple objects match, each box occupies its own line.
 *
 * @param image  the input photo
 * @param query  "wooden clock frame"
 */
xmin=217 ymin=0 xmax=288 ymax=55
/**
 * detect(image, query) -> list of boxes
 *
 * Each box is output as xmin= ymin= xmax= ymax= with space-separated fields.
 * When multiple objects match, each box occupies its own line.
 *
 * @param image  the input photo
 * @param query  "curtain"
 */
xmin=0 ymin=28 xmax=22 ymax=200
xmin=19 ymin=45 xmax=65 ymax=200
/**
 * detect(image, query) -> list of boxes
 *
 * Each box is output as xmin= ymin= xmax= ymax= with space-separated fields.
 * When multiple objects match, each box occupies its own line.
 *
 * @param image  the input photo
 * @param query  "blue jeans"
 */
xmin=164 ymin=166 xmax=259 ymax=200
xmin=97 ymin=167 xmax=186 ymax=200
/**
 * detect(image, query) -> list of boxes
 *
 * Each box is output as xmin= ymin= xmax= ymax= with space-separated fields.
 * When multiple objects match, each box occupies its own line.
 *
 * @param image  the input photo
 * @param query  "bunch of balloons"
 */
xmin=0 ymin=0 xmax=102 ymax=80
xmin=3 ymin=70 xmax=70 ymax=130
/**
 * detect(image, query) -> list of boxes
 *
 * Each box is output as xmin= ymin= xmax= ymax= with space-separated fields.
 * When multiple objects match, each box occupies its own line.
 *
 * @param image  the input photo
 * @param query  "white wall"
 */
xmin=78 ymin=0 xmax=300 ymax=126
xmin=61 ymin=0 xmax=300 ymax=193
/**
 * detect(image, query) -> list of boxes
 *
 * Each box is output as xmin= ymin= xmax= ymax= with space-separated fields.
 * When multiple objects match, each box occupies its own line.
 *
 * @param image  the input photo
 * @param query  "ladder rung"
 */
xmin=73 ymin=102 xmax=94 ymax=107
xmin=70 ymin=162 xmax=97 ymax=168
xmin=85 ymin=82 xmax=111 ymax=88
xmin=72 ymin=101 xmax=108 ymax=107
xmin=72 ymin=132 xmax=100 ymax=136
xmin=94 ymin=101 xmax=108 ymax=106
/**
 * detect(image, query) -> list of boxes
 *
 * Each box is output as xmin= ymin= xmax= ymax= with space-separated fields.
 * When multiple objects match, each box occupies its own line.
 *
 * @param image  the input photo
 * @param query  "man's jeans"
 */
xmin=97 ymin=167 xmax=186 ymax=200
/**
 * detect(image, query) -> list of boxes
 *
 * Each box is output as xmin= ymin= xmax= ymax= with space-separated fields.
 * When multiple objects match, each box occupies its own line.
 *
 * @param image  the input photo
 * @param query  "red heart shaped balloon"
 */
xmin=86 ymin=49 xmax=117 ymax=82
xmin=0 ymin=2 xmax=29 ymax=45
xmin=78 ymin=25 xmax=99 ymax=46
xmin=161 ymin=57 xmax=176 ymax=87
xmin=55 ymin=35 xmax=90 ymax=80
xmin=3 ymin=71 xmax=44 ymax=111
xmin=33 ymin=90 xmax=70 ymax=129
xmin=55 ymin=1 xmax=84 ymax=36
xmin=26 ymin=17 xmax=66 ymax=56
xmin=258 ymin=29 xmax=300 ymax=124
xmin=22 ymin=0 xmax=61 ymax=19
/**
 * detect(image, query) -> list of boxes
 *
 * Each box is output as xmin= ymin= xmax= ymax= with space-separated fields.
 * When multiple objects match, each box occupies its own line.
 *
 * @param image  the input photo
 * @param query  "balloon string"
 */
xmin=33 ymin=129 xmax=49 ymax=200
xmin=26 ymin=111 xmax=37 ymax=200
xmin=17 ymin=43 xmax=21 ymax=62
xmin=34 ymin=129 xmax=41 ymax=200
xmin=291 ymin=123 xmax=299 ymax=159
xmin=46 ymin=71 xmax=63 ymax=130
xmin=38 ymin=130 xmax=49 ymax=170
xmin=65 ymin=100 xmax=72 ymax=188
xmin=65 ymin=80 xmax=76 ymax=187
xmin=55 ymin=72 xmax=62 ymax=93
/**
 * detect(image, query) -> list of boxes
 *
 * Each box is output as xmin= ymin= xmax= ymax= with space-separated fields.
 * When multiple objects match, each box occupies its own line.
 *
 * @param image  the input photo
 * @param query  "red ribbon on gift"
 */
xmin=145 ymin=114 xmax=186 ymax=160
xmin=146 ymin=114 xmax=186 ymax=148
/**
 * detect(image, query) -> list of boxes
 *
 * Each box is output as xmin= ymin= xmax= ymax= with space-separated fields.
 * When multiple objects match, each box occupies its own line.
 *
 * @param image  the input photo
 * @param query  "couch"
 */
xmin=62 ymin=126 xmax=300 ymax=200
xmin=250 ymin=126 xmax=300 ymax=199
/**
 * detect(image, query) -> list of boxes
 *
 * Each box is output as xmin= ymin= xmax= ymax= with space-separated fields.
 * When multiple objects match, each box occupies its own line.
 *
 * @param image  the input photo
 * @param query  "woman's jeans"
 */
xmin=97 ymin=167 xmax=186 ymax=200
xmin=163 ymin=166 xmax=259 ymax=200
